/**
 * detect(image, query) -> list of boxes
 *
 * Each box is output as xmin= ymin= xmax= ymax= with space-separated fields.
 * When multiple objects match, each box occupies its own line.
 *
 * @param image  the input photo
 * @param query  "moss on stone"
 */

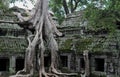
xmin=0 ymin=37 xmax=27 ymax=52
xmin=75 ymin=38 xmax=93 ymax=52
xmin=92 ymin=43 xmax=103 ymax=52
xmin=60 ymin=39 xmax=72 ymax=50
xmin=72 ymin=35 xmax=82 ymax=39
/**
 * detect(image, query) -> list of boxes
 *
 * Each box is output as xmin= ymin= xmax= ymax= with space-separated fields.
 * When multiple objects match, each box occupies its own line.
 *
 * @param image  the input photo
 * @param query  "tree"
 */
xmin=83 ymin=0 xmax=120 ymax=32
xmin=82 ymin=1 xmax=120 ymax=76
xmin=0 ymin=0 xmax=9 ymax=11
xmin=8 ymin=0 xmax=88 ymax=24
xmin=50 ymin=0 xmax=88 ymax=24
xmin=1 ymin=0 xmax=77 ymax=77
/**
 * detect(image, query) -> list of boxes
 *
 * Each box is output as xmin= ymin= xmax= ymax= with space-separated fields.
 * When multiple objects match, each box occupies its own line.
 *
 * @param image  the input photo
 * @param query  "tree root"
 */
xmin=8 ymin=0 xmax=79 ymax=77
xmin=38 ymin=66 xmax=77 ymax=77
xmin=10 ymin=69 xmax=32 ymax=77
xmin=16 ymin=69 xmax=26 ymax=75
xmin=51 ymin=67 xmax=78 ymax=76
xmin=9 ymin=74 xmax=31 ymax=77
xmin=39 ymin=70 xmax=60 ymax=77
xmin=40 ymin=70 xmax=49 ymax=77
xmin=10 ymin=71 xmax=77 ymax=77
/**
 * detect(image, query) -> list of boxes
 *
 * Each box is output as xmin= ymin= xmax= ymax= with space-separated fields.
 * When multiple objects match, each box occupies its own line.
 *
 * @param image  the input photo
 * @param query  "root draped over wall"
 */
xmin=9 ymin=0 xmax=77 ymax=77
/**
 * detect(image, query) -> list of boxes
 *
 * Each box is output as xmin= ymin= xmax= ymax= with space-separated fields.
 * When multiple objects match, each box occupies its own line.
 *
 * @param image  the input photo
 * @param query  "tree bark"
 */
xmin=62 ymin=0 xmax=69 ymax=15
xmin=4 ymin=0 xmax=78 ymax=77
xmin=83 ymin=50 xmax=90 ymax=77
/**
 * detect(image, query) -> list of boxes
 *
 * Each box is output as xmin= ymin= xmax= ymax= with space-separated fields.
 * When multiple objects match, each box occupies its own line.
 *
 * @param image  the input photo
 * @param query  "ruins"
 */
xmin=0 ymin=10 xmax=120 ymax=77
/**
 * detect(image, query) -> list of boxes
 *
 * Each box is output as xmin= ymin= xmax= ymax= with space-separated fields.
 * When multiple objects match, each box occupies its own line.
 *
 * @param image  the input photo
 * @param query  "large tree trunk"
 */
xmin=9 ymin=0 xmax=78 ymax=77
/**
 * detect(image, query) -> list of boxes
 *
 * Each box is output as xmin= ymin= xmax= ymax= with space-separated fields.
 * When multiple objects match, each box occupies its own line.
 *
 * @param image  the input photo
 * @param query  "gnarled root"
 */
xmin=16 ymin=69 xmax=26 ymax=75
xmin=10 ymin=0 xmax=78 ymax=77
xmin=10 ymin=69 xmax=32 ymax=77
xmin=38 ymin=64 xmax=60 ymax=77
xmin=39 ymin=70 xmax=49 ymax=77
xmin=49 ymin=66 xmax=78 ymax=76
xmin=9 ymin=74 xmax=32 ymax=77
xmin=39 ymin=70 xmax=61 ymax=77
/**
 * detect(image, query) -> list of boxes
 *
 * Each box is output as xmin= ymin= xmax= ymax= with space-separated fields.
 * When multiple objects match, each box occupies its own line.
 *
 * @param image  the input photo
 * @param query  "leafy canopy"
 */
xmin=83 ymin=0 xmax=120 ymax=32
xmin=1 ymin=0 xmax=120 ymax=27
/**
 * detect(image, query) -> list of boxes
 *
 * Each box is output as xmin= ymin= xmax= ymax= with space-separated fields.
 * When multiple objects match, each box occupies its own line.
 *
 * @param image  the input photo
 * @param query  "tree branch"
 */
xmin=62 ymin=0 xmax=69 ymax=15
xmin=72 ymin=0 xmax=79 ymax=12
xmin=70 ymin=0 xmax=73 ymax=13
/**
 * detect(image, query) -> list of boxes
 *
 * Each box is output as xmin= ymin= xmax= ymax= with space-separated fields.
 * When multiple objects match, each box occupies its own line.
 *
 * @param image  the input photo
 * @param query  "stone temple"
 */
xmin=0 ymin=9 xmax=120 ymax=77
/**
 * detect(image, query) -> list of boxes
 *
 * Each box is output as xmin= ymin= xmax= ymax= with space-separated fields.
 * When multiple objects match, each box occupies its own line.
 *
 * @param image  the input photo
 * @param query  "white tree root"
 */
xmin=9 ymin=0 xmax=78 ymax=77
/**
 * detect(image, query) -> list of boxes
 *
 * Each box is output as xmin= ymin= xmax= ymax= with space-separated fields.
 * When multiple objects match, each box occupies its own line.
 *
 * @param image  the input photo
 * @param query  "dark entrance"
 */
xmin=80 ymin=58 xmax=85 ymax=69
xmin=44 ymin=56 xmax=51 ymax=67
xmin=15 ymin=58 xmax=24 ymax=71
xmin=95 ymin=58 xmax=104 ymax=72
xmin=60 ymin=56 xmax=68 ymax=67
xmin=0 ymin=58 xmax=9 ymax=71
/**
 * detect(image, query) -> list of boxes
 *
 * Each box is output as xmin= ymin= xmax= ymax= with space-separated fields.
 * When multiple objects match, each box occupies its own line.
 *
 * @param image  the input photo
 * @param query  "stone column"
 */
xmin=90 ymin=56 xmax=95 ymax=72
xmin=67 ymin=54 xmax=71 ymax=70
xmin=76 ymin=56 xmax=80 ymax=72
xmin=9 ymin=56 xmax=16 ymax=74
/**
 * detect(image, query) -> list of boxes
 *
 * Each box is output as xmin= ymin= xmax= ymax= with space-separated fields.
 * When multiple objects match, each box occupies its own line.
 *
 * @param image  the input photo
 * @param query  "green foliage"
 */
xmin=49 ymin=0 xmax=89 ymax=24
xmin=0 ymin=0 xmax=9 ymax=11
xmin=49 ymin=0 xmax=65 ymax=24
xmin=83 ymin=0 xmax=120 ymax=33
xmin=49 ymin=0 xmax=120 ymax=25
xmin=92 ymin=43 xmax=103 ymax=52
